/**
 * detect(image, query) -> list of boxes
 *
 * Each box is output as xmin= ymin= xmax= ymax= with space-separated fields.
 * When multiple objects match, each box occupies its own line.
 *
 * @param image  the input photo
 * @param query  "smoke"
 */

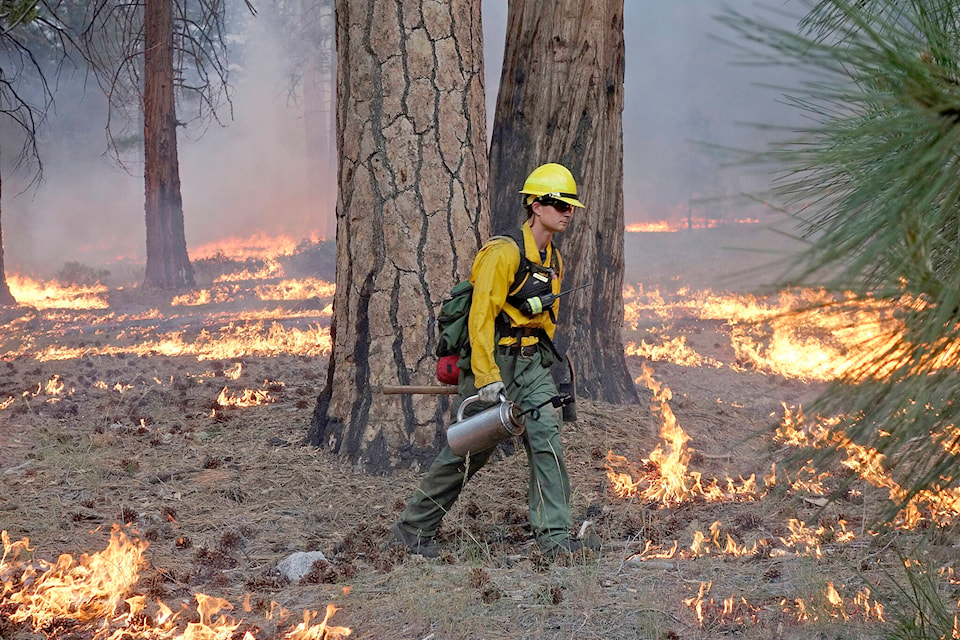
xmin=3 ymin=1 xmax=802 ymax=278
xmin=179 ymin=14 xmax=330 ymax=251
xmin=3 ymin=2 xmax=333 ymax=279
xmin=482 ymin=0 xmax=805 ymax=225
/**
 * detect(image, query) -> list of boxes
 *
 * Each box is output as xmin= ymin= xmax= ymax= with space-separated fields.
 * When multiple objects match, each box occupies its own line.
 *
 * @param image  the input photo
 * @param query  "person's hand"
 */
xmin=478 ymin=381 xmax=505 ymax=403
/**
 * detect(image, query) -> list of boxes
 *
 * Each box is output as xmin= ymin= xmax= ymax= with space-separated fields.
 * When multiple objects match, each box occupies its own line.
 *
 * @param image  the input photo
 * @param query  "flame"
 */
xmin=683 ymin=581 xmax=761 ymax=628
xmin=684 ymin=581 xmax=711 ymax=625
xmin=1 ymin=525 xmax=146 ymax=630
xmin=172 ymin=277 xmax=335 ymax=307
xmin=8 ymin=274 xmax=109 ymax=310
xmin=773 ymin=518 xmax=855 ymax=559
xmin=0 ymin=526 xmax=352 ymax=639
xmin=10 ymin=319 xmax=332 ymax=363
xmin=255 ymin=278 xmax=336 ymax=302
xmin=781 ymin=583 xmax=885 ymax=623
xmin=689 ymin=521 xmax=759 ymax=558
xmin=184 ymin=593 xmax=243 ymax=639
xmin=216 ymin=384 xmax=278 ymax=408
xmin=43 ymin=375 xmax=65 ymax=396
xmin=190 ymin=232 xmax=321 ymax=261
xmin=624 ymin=333 xmax=722 ymax=368
xmin=774 ymin=404 xmax=960 ymax=527
xmin=626 ymin=217 xmax=760 ymax=233
xmin=640 ymin=363 xmax=693 ymax=505
xmin=171 ymin=288 xmax=223 ymax=306
xmin=214 ymin=259 xmax=283 ymax=283
xmin=605 ymin=364 xmax=759 ymax=505
xmin=283 ymin=605 xmax=352 ymax=640
xmin=622 ymin=285 xmax=907 ymax=382
xmin=631 ymin=540 xmax=679 ymax=561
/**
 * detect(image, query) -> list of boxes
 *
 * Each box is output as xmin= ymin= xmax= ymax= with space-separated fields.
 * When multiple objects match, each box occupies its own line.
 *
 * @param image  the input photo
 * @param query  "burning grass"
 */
xmin=7 ymin=274 xmax=109 ymax=310
xmin=0 ymin=526 xmax=352 ymax=639
xmin=3 ymin=231 xmax=960 ymax=639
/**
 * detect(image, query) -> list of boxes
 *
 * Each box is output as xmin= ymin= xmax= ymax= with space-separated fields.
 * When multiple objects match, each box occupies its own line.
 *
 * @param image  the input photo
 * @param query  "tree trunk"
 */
xmin=0 ymin=169 xmax=15 ymax=307
xmin=142 ymin=0 xmax=193 ymax=290
xmin=307 ymin=0 xmax=489 ymax=472
xmin=488 ymin=0 xmax=637 ymax=404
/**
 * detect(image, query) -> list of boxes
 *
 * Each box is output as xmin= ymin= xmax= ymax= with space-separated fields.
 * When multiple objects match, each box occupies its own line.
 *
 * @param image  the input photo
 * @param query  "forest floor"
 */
xmin=0 ymin=224 xmax=954 ymax=640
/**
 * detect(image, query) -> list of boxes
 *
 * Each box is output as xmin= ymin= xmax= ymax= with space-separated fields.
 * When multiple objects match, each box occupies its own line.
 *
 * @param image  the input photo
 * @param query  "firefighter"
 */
xmin=391 ymin=163 xmax=598 ymax=559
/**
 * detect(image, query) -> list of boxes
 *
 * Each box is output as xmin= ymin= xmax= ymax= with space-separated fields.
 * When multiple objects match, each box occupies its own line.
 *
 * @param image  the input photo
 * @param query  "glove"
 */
xmin=478 ymin=381 xmax=505 ymax=403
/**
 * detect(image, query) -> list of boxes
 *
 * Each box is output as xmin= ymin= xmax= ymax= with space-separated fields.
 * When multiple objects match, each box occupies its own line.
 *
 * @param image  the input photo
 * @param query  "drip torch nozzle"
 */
xmin=517 ymin=393 xmax=576 ymax=421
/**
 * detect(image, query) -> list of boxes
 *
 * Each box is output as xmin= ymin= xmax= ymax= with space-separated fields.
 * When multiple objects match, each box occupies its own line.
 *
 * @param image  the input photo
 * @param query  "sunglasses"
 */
xmin=537 ymin=197 xmax=572 ymax=213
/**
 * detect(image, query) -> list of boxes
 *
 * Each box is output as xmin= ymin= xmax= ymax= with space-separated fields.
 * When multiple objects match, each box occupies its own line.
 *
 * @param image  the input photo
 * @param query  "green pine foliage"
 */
xmin=718 ymin=0 xmax=960 ymax=525
xmin=0 ymin=0 xmax=39 ymax=28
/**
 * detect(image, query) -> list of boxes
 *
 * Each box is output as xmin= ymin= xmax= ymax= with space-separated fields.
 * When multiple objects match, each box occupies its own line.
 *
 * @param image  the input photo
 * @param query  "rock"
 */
xmin=277 ymin=550 xmax=327 ymax=583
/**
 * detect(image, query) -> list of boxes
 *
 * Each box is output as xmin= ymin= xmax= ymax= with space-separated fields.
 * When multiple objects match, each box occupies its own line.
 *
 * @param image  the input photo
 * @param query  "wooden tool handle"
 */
xmin=380 ymin=385 xmax=459 ymax=395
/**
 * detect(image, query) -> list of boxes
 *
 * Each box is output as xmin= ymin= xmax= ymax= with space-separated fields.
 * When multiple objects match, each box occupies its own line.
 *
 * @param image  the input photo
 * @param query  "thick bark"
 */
xmin=488 ymin=0 xmax=637 ymax=404
xmin=0 ymin=171 xmax=14 ymax=307
xmin=142 ymin=0 xmax=193 ymax=290
xmin=307 ymin=0 xmax=489 ymax=472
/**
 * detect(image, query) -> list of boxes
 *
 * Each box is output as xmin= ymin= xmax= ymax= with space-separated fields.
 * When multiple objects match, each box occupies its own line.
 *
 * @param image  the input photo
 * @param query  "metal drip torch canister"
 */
xmin=447 ymin=394 xmax=526 ymax=457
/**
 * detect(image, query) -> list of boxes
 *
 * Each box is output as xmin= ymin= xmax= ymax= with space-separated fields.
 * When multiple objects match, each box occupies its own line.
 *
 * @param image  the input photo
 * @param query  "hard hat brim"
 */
xmin=520 ymin=191 xmax=586 ymax=208
xmin=557 ymin=196 xmax=585 ymax=209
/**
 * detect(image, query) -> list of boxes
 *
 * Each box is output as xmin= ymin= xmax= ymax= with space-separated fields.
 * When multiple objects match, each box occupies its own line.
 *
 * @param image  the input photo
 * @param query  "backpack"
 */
xmin=434 ymin=229 xmax=558 ymax=384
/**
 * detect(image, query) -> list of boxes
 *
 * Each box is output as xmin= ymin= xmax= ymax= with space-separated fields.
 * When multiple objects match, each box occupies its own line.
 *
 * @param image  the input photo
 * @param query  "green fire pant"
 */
xmin=399 ymin=347 xmax=573 ymax=549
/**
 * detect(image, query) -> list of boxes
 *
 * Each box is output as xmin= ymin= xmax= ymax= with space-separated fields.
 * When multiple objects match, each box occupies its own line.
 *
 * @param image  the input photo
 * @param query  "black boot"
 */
xmin=389 ymin=522 xmax=440 ymax=558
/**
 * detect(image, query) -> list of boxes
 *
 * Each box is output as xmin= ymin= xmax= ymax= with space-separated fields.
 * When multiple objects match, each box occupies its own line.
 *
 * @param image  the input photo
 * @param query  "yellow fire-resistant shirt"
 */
xmin=468 ymin=221 xmax=563 ymax=389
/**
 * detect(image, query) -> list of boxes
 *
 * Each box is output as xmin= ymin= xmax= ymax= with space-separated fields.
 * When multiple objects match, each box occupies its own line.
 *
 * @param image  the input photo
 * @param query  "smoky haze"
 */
xmin=3 ymin=4 xmax=331 ymax=279
xmin=3 ymin=1 xmax=799 ymax=279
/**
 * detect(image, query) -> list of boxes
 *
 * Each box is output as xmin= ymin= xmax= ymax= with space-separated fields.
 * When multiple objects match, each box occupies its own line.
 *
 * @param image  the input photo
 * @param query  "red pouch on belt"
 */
xmin=436 ymin=355 xmax=460 ymax=385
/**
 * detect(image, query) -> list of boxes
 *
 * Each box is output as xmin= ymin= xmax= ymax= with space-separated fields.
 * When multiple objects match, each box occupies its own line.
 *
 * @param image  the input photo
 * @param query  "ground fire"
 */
xmin=0 ymin=526 xmax=350 ymax=639
xmin=3 ymin=229 xmax=960 ymax=636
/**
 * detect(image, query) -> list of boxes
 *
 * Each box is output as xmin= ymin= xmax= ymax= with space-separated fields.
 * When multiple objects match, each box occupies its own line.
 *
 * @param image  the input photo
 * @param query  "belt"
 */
xmin=498 ymin=343 xmax=538 ymax=357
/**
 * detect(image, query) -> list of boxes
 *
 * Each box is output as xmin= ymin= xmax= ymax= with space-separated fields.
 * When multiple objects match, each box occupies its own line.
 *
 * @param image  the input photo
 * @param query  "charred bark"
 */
xmin=489 ymin=0 xmax=637 ymax=404
xmin=142 ymin=0 xmax=193 ymax=290
xmin=307 ymin=0 xmax=489 ymax=472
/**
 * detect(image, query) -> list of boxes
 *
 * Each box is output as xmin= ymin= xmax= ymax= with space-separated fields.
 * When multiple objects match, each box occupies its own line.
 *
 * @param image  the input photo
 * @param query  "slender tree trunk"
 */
xmin=307 ymin=0 xmax=489 ymax=472
xmin=0 ymin=168 xmax=15 ymax=306
xmin=142 ymin=0 xmax=193 ymax=290
xmin=489 ymin=0 xmax=637 ymax=404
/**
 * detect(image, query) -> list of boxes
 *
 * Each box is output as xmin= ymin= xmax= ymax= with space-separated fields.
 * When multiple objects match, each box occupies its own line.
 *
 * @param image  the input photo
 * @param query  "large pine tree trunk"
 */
xmin=0 ymin=171 xmax=15 ymax=307
xmin=142 ymin=0 xmax=194 ymax=290
xmin=307 ymin=0 xmax=489 ymax=472
xmin=488 ymin=0 xmax=637 ymax=404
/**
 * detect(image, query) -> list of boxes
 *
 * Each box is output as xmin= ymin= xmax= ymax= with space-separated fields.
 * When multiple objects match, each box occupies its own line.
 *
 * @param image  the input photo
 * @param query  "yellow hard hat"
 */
xmin=519 ymin=163 xmax=585 ymax=208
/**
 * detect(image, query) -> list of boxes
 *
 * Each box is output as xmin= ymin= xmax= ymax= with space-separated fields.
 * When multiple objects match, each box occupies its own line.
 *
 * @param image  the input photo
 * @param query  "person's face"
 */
xmin=532 ymin=197 xmax=575 ymax=233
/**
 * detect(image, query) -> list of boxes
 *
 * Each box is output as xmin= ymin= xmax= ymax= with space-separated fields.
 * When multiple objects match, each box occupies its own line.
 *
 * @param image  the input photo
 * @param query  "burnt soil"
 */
xmin=0 ymin=226 xmax=943 ymax=640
